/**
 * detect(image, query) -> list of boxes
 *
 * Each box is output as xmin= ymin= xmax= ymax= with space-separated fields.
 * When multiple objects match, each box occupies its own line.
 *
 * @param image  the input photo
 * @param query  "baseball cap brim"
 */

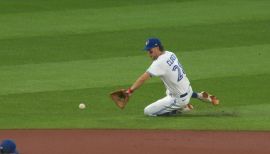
xmin=144 ymin=46 xmax=151 ymax=51
xmin=144 ymin=44 xmax=160 ymax=51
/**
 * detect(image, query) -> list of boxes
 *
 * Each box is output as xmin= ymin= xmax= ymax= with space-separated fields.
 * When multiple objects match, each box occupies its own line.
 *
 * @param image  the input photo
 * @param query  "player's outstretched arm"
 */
xmin=128 ymin=72 xmax=151 ymax=94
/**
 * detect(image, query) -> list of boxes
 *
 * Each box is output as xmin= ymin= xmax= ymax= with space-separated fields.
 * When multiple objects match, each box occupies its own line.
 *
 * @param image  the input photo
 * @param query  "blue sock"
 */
xmin=192 ymin=92 xmax=198 ymax=98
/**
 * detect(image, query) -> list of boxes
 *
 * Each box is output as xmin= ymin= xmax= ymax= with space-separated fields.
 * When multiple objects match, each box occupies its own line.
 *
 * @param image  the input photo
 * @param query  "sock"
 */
xmin=192 ymin=92 xmax=198 ymax=98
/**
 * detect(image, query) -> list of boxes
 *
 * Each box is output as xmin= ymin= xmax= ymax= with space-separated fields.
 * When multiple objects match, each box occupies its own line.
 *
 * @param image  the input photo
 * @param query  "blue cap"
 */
xmin=144 ymin=38 xmax=162 ymax=51
xmin=0 ymin=140 xmax=19 ymax=154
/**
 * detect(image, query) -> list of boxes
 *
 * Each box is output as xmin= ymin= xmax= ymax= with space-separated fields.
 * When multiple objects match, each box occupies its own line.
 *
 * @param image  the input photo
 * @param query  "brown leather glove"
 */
xmin=110 ymin=89 xmax=130 ymax=109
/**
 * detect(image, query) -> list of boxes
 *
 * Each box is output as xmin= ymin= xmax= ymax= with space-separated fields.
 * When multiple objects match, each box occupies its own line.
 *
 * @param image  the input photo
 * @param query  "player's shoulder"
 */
xmin=151 ymin=51 xmax=171 ymax=65
xmin=159 ymin=51 xmax=174 ymax=60
xmin=165 ymin=50 xmax=176 ymax=56
xmin=165 ymin=50 xmax=173 ymax=54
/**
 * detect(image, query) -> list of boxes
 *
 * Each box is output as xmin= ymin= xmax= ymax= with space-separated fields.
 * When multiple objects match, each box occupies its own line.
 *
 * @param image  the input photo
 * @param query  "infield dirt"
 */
xmin=1 ymin=129 xmax=269 ymax=154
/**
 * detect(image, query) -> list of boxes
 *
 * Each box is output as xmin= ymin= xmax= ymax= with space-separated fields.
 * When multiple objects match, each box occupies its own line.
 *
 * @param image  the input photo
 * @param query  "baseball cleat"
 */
xmin=186 ymin=103 xmax=194 ymax=110
xmin=199 ymin=91 xmax=219 ymax=105
xmin=178 ymin=103 xmax=194 ymax=113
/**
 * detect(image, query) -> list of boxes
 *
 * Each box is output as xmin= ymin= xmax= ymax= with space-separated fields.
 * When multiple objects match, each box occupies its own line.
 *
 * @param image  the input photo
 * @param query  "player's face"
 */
xmin=147 ymin=47 xmax=159 ymax=60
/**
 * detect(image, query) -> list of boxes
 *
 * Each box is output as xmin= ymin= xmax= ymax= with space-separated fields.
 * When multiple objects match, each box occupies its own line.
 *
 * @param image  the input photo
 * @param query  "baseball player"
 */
xmin=126 ymin=38 xmax=219 ymax=116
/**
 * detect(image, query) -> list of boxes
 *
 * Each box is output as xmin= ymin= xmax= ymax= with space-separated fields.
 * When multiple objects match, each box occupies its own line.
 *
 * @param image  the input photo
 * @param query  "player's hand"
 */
xmin=126 ymin=88 xmax=133 ymax=96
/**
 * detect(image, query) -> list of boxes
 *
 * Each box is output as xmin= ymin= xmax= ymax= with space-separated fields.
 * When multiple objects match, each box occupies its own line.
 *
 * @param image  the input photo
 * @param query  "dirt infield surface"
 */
xmin=1 ymin=130 xmax=270 ymax=154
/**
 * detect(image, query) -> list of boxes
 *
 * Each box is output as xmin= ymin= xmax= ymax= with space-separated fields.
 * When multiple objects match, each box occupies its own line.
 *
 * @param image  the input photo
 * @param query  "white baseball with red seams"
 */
xmin=79 ymin=103 xmax=86 ymax=109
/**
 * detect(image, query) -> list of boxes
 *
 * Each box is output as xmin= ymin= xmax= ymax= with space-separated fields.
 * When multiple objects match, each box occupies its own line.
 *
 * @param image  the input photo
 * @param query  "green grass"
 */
xmin=0 ymin=0 xmax=270 ymax=130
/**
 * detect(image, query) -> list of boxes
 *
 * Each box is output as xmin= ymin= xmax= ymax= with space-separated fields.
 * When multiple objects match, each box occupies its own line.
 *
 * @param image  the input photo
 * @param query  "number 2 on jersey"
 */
xmin=172 ymin=62 xmax=184 ymax=82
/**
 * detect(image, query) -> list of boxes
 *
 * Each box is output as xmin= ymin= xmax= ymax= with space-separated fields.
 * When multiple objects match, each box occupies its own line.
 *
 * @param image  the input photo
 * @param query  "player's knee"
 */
xmin=144 ymin=106 xmax=157 ymax=116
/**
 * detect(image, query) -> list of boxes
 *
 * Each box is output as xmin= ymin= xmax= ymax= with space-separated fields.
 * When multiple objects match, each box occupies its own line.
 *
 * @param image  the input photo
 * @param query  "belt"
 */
xmin=180 ymin=85 xmax=191 ymax=98
xmin=180 ymin=92 xmax=188 ymax=98
xmin=169 ymin=85 xmax=191 ymax=98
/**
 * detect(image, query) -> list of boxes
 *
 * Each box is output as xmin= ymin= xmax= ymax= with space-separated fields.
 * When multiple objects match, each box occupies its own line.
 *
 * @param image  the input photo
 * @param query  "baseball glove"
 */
xmin=110 ymin=89 xmax=129 ymax=109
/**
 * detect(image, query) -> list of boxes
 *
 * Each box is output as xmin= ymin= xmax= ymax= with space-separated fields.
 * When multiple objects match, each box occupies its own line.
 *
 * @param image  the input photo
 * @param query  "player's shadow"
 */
xmin=177 ymin=111 xmax=239 ymax=117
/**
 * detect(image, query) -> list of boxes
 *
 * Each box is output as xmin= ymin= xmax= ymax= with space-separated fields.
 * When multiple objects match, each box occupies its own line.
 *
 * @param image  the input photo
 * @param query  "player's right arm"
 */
xmin=127 ymin=60 xmax=162 ymax=95
xmin=128 ymin=72 xmax=151 ymax=94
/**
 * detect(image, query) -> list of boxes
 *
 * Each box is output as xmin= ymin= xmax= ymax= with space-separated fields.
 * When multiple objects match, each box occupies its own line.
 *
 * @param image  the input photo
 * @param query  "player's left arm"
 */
xmin=128 ymin=72 xmax=151 ymax=94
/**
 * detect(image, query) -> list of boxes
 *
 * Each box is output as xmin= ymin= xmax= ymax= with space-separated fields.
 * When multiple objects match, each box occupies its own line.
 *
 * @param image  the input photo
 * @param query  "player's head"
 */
xmin=144 ymin=38 xmax=164 ymax=51
xmin=0 ymin=139 xmax=19 ymax=154
xmin=144 ymin=38 xmax=164 ymax=60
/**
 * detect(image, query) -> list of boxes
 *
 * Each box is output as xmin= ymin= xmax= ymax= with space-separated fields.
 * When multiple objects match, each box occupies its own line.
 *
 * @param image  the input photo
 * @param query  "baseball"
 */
xmin=79 ymin=103 xmax=86 ymax=109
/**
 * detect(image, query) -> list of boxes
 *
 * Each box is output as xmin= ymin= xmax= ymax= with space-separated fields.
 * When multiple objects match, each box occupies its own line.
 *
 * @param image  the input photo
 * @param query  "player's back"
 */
xmin=154 ymin=51 xmax=190 ymax=96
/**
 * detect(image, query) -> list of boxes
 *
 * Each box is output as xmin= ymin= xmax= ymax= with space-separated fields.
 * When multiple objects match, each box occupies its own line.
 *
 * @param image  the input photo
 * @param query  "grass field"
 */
xmin=0 ymin=0 xmax=270 ymax=130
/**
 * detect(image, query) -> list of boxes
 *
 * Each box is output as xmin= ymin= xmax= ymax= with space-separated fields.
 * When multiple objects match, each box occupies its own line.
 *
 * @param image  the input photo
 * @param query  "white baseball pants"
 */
xmin=144 ymin=86 xmax=193 ymax=116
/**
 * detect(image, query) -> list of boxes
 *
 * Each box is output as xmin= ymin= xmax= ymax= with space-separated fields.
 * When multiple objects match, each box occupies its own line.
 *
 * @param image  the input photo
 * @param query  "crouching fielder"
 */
xmin=126 ymin=38 xmax=219 ymax=116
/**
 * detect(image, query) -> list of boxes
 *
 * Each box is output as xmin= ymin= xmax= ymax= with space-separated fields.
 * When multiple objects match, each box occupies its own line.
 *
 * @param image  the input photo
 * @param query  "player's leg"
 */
xmin=192 ymin=91 xmax=219 ymax=105
xmin=176 ymin=88 xmax=194 ymax=114
xmin=144 ymin=86 xmax=194 ymax=116
xmin=144 ymin=96 xmax=187 ymax=116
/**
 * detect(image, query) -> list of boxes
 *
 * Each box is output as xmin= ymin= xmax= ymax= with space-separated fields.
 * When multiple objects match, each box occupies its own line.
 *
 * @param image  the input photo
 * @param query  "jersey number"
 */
xmin=172 ymin=63 xmax=184 ymax=82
